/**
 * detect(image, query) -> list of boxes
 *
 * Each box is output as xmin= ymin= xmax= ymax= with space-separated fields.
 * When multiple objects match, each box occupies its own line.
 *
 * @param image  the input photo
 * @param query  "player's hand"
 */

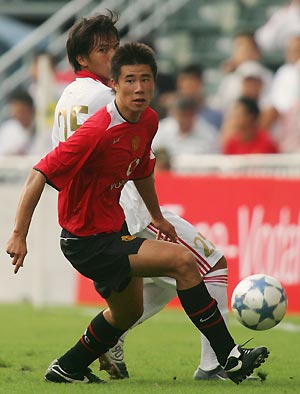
xmin=152 ymin=218 xmax=178 ymax=243
xmin=6 ymin=233 xmax=27 ymax=274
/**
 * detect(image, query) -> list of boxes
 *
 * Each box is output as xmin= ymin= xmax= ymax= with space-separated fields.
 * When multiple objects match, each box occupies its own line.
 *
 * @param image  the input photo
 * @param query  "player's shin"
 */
xmin=177 ymin=280 xmax=235 ymax=367
xmin=58 ymin=311 xmax=126 ymax=373
xmin=199 ymin=270 xmax=229 ymax=371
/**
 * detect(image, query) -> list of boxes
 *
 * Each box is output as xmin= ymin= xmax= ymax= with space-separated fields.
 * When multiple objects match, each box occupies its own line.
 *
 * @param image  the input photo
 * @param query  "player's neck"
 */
xmin=114 ymin=99 xmax=142 ymax=124
xmin=76 ymin=70 xmax=109 ymax=86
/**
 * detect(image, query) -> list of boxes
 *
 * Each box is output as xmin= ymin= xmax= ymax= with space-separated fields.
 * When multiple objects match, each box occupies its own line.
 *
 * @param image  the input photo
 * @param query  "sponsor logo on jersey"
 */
xmin=121 ymin=235 xmax=137 ymax=242
xmin=126 ymin=158 xmax=140 ymax=176
xmin=132 ymin=136 xmax=140 ymax=151
xmin=110 ymin=180 xmax=127 ymax=190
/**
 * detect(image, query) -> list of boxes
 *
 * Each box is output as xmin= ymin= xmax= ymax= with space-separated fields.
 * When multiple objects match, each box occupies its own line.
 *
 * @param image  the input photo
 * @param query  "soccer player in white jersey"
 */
xmin=51 ymin=12 xmax=257 ymax=382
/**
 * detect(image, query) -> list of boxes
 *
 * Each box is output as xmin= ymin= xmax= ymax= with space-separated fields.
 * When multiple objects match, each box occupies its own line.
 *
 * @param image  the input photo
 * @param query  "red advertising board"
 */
xmin=76 ymin=173 xmax=300 ymax=313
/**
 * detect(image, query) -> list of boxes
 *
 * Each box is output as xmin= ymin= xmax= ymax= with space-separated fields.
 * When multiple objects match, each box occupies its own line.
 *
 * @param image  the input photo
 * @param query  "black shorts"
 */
xmin=60 ymin=223 xmax=146 ymax=299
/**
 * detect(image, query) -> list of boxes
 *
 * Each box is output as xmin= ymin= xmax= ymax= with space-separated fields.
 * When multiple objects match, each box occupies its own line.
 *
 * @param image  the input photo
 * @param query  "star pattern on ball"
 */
xmin=249 ymin=276 xmax=272 ymax=294
xmin=255 ymin=298 xmax=277 ymax=322
xmin=232 ymin=274 xmax=287 ymax=330
xmin=232 ymin=293 xmax=249 ymax=316
xmin=249 ymin=277 xmax=277 ymax=322
xmin=279 ymin=287 xmax=287 ymax=303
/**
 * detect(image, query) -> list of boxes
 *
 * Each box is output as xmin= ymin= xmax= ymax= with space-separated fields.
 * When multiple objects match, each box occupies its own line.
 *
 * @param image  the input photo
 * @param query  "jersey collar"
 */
xmin=76 ymin=70 xmax=110 ymax=86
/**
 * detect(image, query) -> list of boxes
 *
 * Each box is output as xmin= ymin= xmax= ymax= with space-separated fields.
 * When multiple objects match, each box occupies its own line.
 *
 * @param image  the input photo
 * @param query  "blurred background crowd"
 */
xmin=0 ymin=0 xmax=300 ymax=171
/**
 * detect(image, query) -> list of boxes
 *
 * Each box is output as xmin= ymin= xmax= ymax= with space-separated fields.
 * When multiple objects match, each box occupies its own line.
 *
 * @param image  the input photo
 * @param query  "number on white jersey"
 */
xmin=58 ymin=105 xmax=88 ymax=140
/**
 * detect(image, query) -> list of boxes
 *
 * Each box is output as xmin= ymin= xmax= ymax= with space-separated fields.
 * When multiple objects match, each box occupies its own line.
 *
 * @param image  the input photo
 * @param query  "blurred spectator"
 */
xmin=0 ymin=90 xmax=36 ymax=155
xmin=29 ymin=50 xmax=75 ymax=102
xmin=260 ymin=34 xmax=300 ymax=152
xmin=222 ymin=97 xmax=279 ymax=155
xmin=154 ymin=147 xmax=172 ymax=173
xmin=255 ymin=0 xmax=300 ymax=53
xmin=152 ymin=68 xmax=176 ymax=119
xmin=28 ymin=51 xmax=76 ymax=153
xmin=176 ymin=64 xmax=223 ymax=129
xmin=141 ymin=37 xmax=176 ymax=119
xmin=237 ymin=61 xmax=272 ymax=107
xmin=221 ymin=61 xmax=272 ymax=143
xmin=212 ymin=32 xmax=273 ymax=114
xmin=221 ymin=31 xmax=261 ymax=74
xmin=152 ymin=95 xmax=220 ymax=159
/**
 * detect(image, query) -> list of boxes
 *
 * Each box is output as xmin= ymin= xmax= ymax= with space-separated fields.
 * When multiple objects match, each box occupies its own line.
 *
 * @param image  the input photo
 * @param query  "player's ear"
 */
xmin=76 ymin=55 xmax=88 ymax=68
xmin=110 ymin=79 xmax=118 ymax=92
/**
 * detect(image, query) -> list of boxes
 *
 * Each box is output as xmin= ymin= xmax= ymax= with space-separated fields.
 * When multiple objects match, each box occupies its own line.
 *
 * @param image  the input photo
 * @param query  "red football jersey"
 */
xmin=35 ymin=101 xmax=157 ymax=236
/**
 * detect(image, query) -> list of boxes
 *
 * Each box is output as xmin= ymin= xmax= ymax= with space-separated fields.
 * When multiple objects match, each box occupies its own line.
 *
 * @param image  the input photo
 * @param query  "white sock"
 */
xmin=198 ymin=268 xmax=229 ymax=371
xmin=119 ymin=280 xmax=176 ymax=342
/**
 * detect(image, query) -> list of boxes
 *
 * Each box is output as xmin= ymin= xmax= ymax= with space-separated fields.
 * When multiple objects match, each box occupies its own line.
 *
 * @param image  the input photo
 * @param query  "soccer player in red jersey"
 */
xmin=52 ymin=12 xmax=231 ymax=381
xmin=6 ymin=42 xmax=269 ymax=384
xmin=52 ymin=12 xmax=232 ymax=381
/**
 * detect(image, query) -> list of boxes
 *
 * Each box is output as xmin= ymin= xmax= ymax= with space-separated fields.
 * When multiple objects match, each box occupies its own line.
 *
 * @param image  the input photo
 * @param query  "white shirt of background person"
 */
xmin=0 ymin=119 xmax=33 ymax=155
xmin=152 ymin=97 xmax=220 ymax=156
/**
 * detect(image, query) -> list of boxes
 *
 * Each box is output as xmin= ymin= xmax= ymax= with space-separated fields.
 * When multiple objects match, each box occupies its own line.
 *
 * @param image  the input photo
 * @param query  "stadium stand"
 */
xmin=0 ymin=1 xmax=288 ymax=115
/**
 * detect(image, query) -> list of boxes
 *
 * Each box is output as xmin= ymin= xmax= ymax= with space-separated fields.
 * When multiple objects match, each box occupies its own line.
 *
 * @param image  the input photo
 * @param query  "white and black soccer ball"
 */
xmin=231 ymin=274 xmax=287 ymax=330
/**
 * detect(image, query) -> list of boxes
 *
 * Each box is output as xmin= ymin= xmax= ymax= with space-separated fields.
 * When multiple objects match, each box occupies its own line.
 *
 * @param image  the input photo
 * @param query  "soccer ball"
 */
xmin=231 ymin=274 xmax=287 ymax=330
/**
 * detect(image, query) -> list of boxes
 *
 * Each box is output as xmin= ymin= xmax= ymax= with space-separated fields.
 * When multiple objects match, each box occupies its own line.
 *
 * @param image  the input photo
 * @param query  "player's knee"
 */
xmin=174 ymin=247 xmax=198 ymax=277
xmin=216 ymin=256 xmax=228 ymax=269
xmin=209 ymin=256 xmax=228 ymax=273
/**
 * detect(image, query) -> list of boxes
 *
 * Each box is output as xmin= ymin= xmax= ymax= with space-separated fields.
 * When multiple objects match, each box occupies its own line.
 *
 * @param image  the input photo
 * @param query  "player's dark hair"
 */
xmin=237 ymin=96 xmax=260 ymax=118
xmin=67 ymin=10 xmax=119 ymax=72
xmin=110 ymin=42 xmax=157 ymax=82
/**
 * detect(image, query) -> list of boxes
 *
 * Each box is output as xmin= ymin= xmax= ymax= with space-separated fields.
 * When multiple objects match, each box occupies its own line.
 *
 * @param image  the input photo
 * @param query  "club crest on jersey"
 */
xmin=121 ymin=235 xmax=137 ymax=242
xmin=132 ymin=136 xmax=140 ymax=151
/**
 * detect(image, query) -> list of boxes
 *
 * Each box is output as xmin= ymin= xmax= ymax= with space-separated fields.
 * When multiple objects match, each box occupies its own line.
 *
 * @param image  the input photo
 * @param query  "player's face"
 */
xmin=77 ymin=37 xmax=119 ymax=81
xmin=112 ymin=64 xmax=155 ymax=123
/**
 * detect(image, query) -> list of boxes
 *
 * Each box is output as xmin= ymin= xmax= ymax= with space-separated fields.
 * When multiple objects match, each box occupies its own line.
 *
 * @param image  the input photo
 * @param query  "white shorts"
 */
xmin=136 ymin=208 xmax=224 ymax=289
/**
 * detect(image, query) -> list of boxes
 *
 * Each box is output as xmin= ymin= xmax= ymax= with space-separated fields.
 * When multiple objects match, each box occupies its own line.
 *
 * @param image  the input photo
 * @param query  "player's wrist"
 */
xmin=12 ymin=228 xmax=28 ymax=239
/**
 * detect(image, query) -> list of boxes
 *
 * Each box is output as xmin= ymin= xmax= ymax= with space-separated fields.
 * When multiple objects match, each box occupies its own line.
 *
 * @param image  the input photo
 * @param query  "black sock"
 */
xmin=58 ymin=311 xmax=126 ymax=373
xmin=177 ymin=281 xmax=235 ymax=366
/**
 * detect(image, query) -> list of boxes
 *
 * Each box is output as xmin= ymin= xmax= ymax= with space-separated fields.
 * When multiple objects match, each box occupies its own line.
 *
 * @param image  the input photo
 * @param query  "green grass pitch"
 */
xmin=0 ymin=303 xmax=299 ymax=394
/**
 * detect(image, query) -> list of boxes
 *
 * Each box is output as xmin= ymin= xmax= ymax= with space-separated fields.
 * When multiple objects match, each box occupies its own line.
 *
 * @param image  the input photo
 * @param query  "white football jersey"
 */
xmin=52 ymin=76 xmax=114 ymax=146
xmin=120 ymin=181 xmax=151 ymax=234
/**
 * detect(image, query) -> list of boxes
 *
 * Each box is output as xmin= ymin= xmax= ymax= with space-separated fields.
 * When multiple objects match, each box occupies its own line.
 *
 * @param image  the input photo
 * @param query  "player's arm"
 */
xmin=6 ymin=169 xmax=46 ymax=274
xmin=133 ymin=174 xmax=178 ymax=242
